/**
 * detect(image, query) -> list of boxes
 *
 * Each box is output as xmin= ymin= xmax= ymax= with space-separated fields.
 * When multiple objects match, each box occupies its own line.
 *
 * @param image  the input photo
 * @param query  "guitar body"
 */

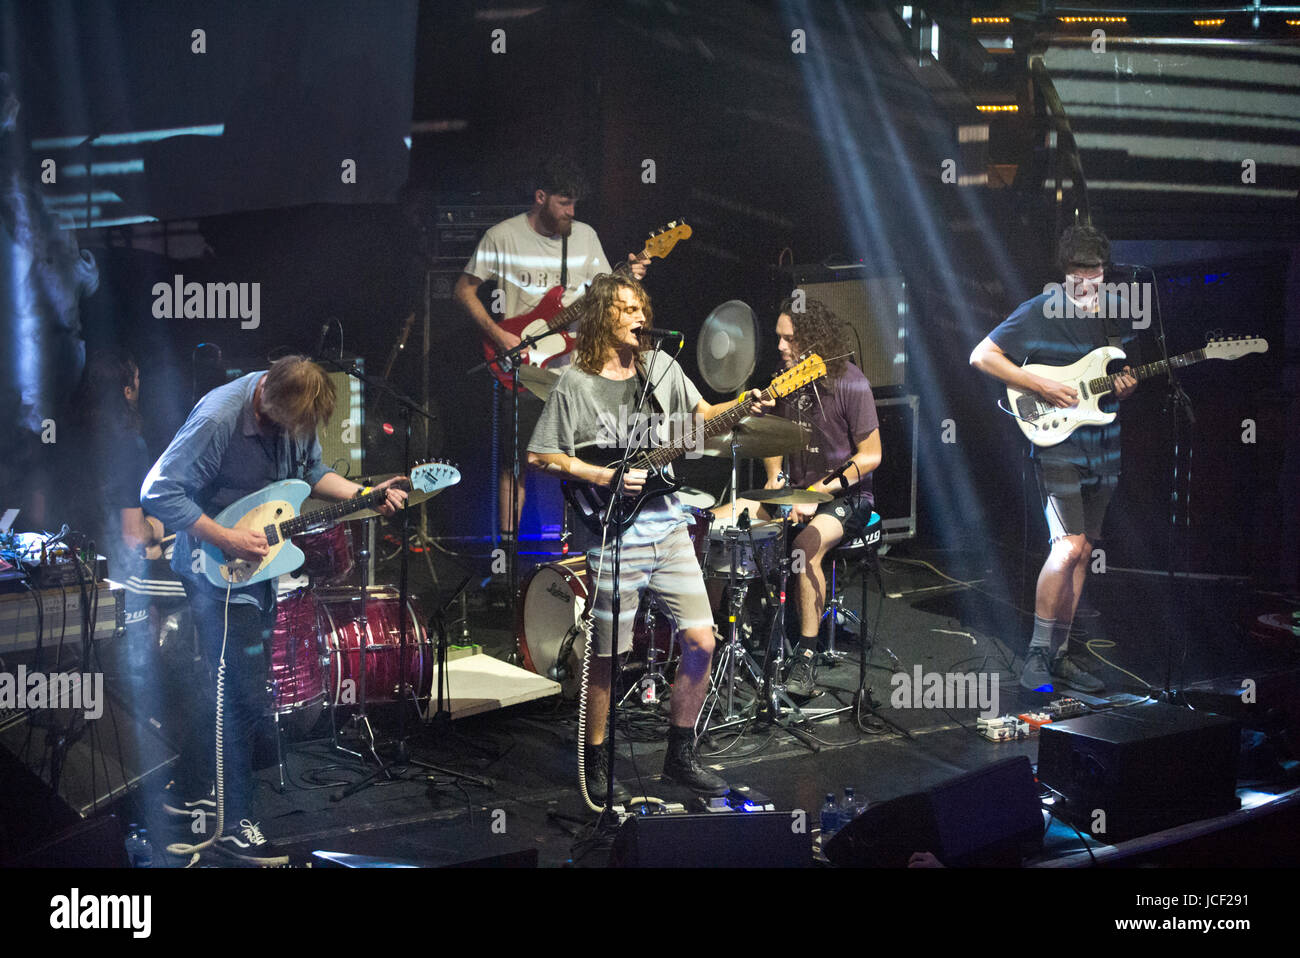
xmin=202 ymin=480 xmax=311 ymax=588
xmin=484 ymin=286 xmax=574 ymax=391
xmin=1008 ymin=346 xmax=1125 ymax=447
xmin=563 ymin=456 xmax=682 ymax=537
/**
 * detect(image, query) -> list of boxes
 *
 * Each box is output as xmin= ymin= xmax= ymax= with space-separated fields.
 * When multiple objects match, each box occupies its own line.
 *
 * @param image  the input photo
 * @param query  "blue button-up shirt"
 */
xmin=140 ymin=371 xmax=331 ymax=608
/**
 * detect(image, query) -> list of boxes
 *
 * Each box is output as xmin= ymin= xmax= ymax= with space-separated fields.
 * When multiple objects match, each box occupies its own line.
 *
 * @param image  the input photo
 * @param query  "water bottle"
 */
xmin=841 ymin=786 xmax=867 ymax=822
xmin=820 ymin=792 xmax=841 ymax=840
xmin=124 ymin=824 xmax=153 ymax=868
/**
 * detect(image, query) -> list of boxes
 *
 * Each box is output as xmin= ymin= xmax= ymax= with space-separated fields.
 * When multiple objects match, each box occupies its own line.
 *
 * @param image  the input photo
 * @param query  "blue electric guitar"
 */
xmin=201 ymin=459 xmax=460 ymax=588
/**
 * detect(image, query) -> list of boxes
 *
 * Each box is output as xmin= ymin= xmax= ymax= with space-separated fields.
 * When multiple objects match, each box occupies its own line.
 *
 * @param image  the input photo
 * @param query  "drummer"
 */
xmin=716 ymin=298 xmax=881 ymax=698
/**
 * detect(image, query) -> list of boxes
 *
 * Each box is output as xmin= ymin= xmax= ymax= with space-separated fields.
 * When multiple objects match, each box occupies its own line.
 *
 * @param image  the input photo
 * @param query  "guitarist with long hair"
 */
xmin=527 ymin=274 xmax=770 ymax=802
xmin=970 ymin=225 xmax=1138 ymax=694
xmin=141 ymin=355 xmax=407 ymax=863
xmin=454 ymin=156 xmax=649 ymax=542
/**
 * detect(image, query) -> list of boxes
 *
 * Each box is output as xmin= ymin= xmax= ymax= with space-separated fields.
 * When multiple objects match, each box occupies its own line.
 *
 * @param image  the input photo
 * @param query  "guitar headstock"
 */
xmin=642 ymin=220 xmax=692 ymax=260
xmin=1204 ymin=335 xmax=1268 ymax=361
xmin=770 ymin=353 xmax=827 ymax=398
xmin=410 ymin=458 xmax=462 ymax=494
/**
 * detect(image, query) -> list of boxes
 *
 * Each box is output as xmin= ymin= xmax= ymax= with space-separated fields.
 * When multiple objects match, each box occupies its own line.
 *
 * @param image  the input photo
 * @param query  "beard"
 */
xmin=538 ymin=206 xmax=573 ymax=237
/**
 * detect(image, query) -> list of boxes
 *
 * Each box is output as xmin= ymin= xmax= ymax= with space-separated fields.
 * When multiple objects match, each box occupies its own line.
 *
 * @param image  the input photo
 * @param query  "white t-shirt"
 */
xmin=463 ymin=213 xmax=612 ymax=321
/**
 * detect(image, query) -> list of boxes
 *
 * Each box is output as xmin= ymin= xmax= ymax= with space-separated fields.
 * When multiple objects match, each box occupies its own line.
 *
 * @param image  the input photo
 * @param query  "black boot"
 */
xmin=662 ymin=726 xmax=728 ymax=795
xmin=584 ymin=744 xmax=630 ymax=806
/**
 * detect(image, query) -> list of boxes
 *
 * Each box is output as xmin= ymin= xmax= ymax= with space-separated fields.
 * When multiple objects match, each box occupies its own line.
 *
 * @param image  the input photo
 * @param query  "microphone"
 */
xmin=1107 ymin=262 xmax=1146 ymax=275
xmin=737 ymin=507 xmax=751 ymax=531
xmin=822 ymin=457 xmax=857 ymax=493
xmin=638 ymin=328 xmax=685 ymax=347
xmin=315 ymin=322 xmax=330 ymax=356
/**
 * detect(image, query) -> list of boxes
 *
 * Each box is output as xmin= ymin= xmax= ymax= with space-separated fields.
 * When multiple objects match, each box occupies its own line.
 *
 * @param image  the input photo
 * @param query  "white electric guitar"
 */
xmin=1006 ymin=336 xmax=1268 ymax=447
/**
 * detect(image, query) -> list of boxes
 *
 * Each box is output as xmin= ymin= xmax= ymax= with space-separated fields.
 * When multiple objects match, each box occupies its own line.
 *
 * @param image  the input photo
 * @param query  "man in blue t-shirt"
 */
xmin=970 ymin=225 xmax=1137 ymax=693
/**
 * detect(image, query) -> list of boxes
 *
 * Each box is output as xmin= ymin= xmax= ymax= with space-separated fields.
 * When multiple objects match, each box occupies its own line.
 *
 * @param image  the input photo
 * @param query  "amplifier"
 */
xmin=1036 ymin=700 xmax=1240 ymax=842
xmin=0 ymin=580 xmax=124 ymax=655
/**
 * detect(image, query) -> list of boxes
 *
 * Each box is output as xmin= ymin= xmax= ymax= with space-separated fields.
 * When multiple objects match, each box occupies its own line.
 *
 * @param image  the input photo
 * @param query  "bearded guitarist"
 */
xmin=970 ymin=225 xmax=1138 ymax=695
xmin=526 ymin=273 xmax=772 ymax=804
xmin=454 ymin=157 xmax=649 ymax=541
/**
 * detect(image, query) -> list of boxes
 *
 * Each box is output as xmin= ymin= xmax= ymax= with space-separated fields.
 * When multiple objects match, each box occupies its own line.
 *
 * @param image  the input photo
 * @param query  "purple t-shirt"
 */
xmin=776 ymin=362 xmax=879 ymax=503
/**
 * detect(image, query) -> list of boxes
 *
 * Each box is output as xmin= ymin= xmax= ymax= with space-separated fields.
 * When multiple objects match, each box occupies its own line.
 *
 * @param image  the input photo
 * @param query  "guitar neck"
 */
xmin=637 ymin=389 xmax=771 ymax=471
xmin=276 ymin=486 xmax=396 ymax=538
xmin=1087 ymin=347 xmax=1205 ymax=397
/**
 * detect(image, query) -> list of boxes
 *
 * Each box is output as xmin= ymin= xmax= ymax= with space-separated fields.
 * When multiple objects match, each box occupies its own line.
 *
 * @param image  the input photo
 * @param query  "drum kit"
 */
xmin=265 ymin=475 xmax=456 ymax=786
xmin=512 ymin=401 xmax=835 ymax=720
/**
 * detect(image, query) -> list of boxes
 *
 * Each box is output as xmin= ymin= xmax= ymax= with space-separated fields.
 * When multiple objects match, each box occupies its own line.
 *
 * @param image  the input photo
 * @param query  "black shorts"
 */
xmin=813 ymin=494 xmax=876 ymax=540
xmin=1035 ymin=458 xmax=1117 ymax=543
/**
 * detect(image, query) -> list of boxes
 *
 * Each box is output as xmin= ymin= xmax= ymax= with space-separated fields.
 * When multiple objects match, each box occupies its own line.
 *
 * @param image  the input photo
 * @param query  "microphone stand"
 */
xmin=591 ymin=340 xmax=666 ymax=823
xmin=314 ymin=355 xmax=490 ymax=800
xmin=1137 ymin=265 xmax=1195 ymax=707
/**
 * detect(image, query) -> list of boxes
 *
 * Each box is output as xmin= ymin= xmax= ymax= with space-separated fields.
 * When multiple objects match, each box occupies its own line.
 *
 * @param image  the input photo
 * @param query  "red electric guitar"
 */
xmin=482 ymin=220 xmax=692 ymax=391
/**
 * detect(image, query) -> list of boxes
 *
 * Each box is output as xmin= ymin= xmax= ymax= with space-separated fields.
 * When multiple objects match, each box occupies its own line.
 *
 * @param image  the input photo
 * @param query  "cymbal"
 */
xmin=517 ymin=365 xmax=560 ymax=401
xmin=702 ymin=415 xmax=809 ymax=460
xmin=739 ymin=488 xmax=832 ymax=506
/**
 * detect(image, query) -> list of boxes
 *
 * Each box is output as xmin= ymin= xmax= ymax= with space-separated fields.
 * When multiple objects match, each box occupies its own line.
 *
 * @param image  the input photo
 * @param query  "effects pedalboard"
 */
xmin=977 ymin=698 xmax=1088 ymax=742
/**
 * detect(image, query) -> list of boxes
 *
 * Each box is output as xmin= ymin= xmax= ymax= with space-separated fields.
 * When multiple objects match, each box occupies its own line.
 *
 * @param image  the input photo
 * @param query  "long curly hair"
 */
xmin=573 ymin=274 xmax=654 ymax=374
xmin=779 ymin=296 xmax=852 ymax=379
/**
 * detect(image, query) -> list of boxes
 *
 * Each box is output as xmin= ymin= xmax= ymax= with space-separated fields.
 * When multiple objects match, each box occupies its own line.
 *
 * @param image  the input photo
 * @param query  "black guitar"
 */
xmin=562 ymin=354 xmax=827 ymax=536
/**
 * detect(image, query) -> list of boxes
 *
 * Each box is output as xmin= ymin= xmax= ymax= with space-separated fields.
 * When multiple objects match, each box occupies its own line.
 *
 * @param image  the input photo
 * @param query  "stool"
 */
xmin=819 ymin=512 xmax=883 ymax=663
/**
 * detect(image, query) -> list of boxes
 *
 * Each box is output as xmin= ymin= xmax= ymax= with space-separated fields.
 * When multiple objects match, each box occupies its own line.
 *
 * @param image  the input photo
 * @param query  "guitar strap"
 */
xmin=560 ymin=234 xmax=568 ymax=291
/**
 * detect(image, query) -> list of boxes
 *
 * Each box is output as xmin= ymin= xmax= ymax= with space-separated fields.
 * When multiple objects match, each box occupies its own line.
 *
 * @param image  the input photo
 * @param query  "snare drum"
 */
xmin=704 ymin=519 xmax=783 ymax=580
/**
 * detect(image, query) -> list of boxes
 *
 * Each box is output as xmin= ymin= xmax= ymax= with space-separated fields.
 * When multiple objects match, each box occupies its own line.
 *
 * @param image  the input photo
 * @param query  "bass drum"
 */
xmin=517 ymin=558 xmax=676 ymax=700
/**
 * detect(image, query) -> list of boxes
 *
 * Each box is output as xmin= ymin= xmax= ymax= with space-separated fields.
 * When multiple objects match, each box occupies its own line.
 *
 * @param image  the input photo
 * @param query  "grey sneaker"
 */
xmin=784 ymin=650 xmax=820 ymax=698
xmin=1050 ymin=652 xmax=1104 ymax=693
xmin=1019 ymin=647 xmax=1054 ymax=692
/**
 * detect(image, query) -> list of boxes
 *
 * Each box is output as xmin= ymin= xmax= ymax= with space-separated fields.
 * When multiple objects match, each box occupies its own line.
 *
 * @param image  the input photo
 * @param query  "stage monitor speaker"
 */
xmin=825 ymin=756 xmax=1043 ymax=867
xmin=3 ymin=814 xmax=127 ymax=868
xmin=787 ymin=267 xmax=908 ymax=389
xmin=0 ymin=688 xmax=178 ymax=821
xmin=1036 ymin=700 xmax=1240 ymax=841
xmin=610 ymin=811 xmax=810 ymax=867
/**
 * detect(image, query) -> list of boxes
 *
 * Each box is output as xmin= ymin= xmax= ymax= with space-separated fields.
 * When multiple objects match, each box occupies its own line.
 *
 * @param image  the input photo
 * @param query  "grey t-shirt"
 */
xmin=528 ymin=355 xmax=704 ymax=549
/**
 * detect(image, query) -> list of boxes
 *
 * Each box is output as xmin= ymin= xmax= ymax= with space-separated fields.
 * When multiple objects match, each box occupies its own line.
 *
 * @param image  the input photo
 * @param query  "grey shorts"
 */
xmin=1035 ymin=459 xmax=1117 ymax=543
xmin=585 ymin=524 xmax=713 ymax=656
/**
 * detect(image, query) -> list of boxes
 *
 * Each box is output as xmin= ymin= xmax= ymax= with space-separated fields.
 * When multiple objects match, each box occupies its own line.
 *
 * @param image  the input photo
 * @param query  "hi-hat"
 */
xmin=739 ymin=488 xmax=832 ymax=506
xmin=702 ymin=415 xmax=810 ymax=460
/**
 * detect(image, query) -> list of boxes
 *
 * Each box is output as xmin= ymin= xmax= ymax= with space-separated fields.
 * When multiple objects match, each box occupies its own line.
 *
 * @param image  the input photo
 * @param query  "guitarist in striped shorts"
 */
xmin=527 ymin=274 xmax=770 ymax=803
xmin=970 ymin=225 xmax=1137 ymax=694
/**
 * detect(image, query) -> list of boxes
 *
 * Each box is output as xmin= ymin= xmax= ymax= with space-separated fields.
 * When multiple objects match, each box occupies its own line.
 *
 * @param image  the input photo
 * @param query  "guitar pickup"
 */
xmin=264 ymin=525 xmax=280 ymax=546
xmin=1079 ymin=380 xmax=1089 ymax=400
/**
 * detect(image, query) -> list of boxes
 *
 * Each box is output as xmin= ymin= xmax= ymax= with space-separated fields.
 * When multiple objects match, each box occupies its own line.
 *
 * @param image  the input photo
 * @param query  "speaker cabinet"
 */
xmin=610 ymin=811 xmax=810 ymax=868
xmin=825 ymin=756 xmax=1043 ymax=867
